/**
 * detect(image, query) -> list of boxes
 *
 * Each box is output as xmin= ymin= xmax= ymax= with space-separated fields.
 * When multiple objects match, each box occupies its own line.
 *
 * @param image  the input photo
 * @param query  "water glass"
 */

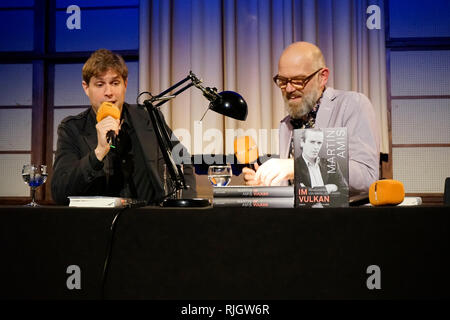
xmin=208 ymin=165 xmax=232 ymax=187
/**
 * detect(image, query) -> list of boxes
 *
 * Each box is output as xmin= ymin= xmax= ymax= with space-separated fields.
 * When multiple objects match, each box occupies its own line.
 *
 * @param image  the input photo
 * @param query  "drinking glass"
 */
xmin=22 ymin=164 xmax=48 ymax=207
xmin=208 ymin=165 xmax=232 ymax=187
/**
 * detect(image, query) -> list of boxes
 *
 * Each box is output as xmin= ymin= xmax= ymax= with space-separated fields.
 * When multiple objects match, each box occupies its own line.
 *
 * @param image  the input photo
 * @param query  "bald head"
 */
xmin=278 ymin=42 xmax=326 ymax=77
xmin=276 ymin=42 xmax=329 ymax=119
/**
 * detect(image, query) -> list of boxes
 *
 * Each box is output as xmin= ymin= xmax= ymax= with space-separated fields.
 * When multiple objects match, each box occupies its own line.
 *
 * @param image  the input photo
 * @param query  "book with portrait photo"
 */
xmin=293 ymin=127 xmax=349 ymax=207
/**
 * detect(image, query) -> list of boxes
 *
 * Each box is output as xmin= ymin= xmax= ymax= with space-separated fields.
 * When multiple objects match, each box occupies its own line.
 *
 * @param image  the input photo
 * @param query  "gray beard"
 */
xmin=284 ymin=88 xmax=321 ymax=119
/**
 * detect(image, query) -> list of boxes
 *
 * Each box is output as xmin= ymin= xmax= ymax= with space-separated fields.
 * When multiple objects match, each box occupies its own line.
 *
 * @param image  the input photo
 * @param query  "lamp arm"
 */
xmin=140 ymin=70 xmax=247 ymax=202
xmin=154 ymin=74 xmax=191 ymax=100
xmin=154 ymin=82 xmax=195 ymax=108
xmin=188 ymin=72 xmax=222 ymax=103
xmin=143 ymin=99 xmax=186 ymax=194
xmin=148 ymin=71 xmax=220 ymax=108
xmin=140 ymin=72 xmax=204 ymax=199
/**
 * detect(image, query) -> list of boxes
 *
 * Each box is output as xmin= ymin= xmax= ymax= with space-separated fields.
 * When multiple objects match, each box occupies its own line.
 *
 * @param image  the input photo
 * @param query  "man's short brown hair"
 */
xmin=301 ymin=127 xmax=323 ymax=143
xmin=82 ymin=49 xmax=128 ymax=84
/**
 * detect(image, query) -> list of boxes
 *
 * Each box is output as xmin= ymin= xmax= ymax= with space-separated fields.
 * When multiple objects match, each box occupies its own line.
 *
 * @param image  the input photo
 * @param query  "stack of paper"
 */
xmin=68 ymin=196 xmax=129 ymax=208
xmin=212 ymin=186 xmax=294 ymax=208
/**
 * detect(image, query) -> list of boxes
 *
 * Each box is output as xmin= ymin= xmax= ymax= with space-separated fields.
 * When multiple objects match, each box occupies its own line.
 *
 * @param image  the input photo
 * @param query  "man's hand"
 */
xmin=254 ymin=158 xmax=294 ymax=186
xmin=94 ymin=116 xmax=121 ymax=161
xmin=242 ymin=163 xmax=264 ymax=186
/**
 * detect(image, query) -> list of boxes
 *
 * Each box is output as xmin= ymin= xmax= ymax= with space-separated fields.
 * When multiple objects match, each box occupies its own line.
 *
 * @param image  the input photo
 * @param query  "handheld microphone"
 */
xmin=96 ymin=102 xmax=121 ymax=149
xmin=234 ymin=136 xmax=259 ymax=170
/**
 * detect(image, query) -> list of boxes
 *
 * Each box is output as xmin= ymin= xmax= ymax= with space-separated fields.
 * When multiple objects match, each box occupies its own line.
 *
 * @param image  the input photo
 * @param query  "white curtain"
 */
xmin=139 ymin=0 xmax=389 ymax=155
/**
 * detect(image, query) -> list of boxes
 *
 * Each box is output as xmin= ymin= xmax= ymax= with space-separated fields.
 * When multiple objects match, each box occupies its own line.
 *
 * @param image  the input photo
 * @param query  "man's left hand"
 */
xmin=254 ymin=158 xmax=294 ymax=186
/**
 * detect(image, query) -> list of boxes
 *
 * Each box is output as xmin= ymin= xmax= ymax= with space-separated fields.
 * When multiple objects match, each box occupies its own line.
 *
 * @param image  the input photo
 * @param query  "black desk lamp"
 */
xmin=140 ymin=71 xmax=248 ymax=207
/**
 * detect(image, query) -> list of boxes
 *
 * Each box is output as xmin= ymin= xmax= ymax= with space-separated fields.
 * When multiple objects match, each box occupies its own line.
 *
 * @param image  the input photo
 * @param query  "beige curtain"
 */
xmin=139 ymin=0 xmax=389 ymax=155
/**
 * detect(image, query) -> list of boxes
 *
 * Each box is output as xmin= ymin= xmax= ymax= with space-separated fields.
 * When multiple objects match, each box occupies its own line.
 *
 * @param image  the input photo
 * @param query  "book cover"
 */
xmin=213 ymin=186 xmax=294 ymax=198
xmin=293 ymin=127 xmax=349 ymax=208
xmin=213 ymin=197 xmax=294 ymax=208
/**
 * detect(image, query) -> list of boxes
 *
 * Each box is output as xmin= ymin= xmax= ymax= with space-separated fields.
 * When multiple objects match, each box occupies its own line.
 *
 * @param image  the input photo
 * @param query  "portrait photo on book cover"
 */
xmin=293 ymin=127 xmax=349 ymax=208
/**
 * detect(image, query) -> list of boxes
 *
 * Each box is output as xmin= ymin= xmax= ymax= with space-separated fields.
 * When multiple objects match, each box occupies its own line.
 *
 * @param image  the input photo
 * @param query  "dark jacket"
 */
xmin=51 ymin=103 xmax=196 ymax=205
xmin=295 ymin=155 xmax=348 ymax=191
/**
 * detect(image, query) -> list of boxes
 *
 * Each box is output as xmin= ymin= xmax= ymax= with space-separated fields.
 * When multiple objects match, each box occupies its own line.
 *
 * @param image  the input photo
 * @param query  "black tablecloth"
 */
xmin=1 ymin=205 xmax=449 ymax=299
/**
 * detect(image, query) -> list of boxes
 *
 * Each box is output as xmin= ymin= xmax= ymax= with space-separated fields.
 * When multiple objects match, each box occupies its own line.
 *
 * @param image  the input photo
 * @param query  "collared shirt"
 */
xmin=302 ymin=154 xmax=324 ymax=187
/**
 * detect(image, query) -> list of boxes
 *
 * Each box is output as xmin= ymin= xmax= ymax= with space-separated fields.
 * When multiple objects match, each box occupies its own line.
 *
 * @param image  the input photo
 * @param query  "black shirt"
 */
xmin=102 ymin=107 xmax=153 ymax=202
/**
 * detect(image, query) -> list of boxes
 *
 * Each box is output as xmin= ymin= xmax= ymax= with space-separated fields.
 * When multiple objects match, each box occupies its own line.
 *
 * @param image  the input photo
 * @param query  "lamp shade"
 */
xmin=208 ymin=91 xmax=248 ymax=121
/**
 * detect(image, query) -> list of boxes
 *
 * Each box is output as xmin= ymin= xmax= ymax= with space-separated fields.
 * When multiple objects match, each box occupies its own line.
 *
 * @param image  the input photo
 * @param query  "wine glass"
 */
xmin=208 ymin=165 xmax=232 ymax=187
xmin=22 ymin=164 xmax=48 ymax=207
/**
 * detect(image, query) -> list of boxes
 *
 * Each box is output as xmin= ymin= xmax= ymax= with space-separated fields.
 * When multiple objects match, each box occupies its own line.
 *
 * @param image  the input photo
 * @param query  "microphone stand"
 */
xmin=142 ymin=72 xmax=218 ymax=207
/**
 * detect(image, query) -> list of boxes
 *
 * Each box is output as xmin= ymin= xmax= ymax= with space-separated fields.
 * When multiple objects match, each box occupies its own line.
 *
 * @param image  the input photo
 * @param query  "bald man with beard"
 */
xmin=243 ymin=41 xmax=380 ymax=195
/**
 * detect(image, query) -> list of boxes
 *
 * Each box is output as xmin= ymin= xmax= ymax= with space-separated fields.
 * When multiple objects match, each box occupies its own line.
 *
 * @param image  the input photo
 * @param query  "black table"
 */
xmin=1 ymin=205 xmax=449 ymax=299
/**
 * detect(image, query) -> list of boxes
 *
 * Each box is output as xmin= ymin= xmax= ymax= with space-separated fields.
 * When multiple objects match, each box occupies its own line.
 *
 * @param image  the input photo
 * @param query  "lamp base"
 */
xmin=162 ymin=198 xmax=211 ymax=207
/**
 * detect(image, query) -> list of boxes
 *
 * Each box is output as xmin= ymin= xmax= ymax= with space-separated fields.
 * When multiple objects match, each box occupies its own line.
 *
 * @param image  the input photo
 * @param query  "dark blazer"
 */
xmin=51 ymin=103 xmax=196 ymax=205
xmin=294 ymin=155 xmax=348 ymax=191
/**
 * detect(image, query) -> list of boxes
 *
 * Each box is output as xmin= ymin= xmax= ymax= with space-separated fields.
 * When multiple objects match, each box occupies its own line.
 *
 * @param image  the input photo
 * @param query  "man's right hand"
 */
xmin=242 ymin=163 xmax=264 ymax=186
xmin=94 ymin=116 xmax=120 ymax=161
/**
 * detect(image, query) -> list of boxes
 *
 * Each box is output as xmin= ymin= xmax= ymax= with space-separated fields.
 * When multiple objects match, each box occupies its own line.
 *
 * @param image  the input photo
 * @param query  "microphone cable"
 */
xmin=100 ymin=206 xmax=130 ymax=299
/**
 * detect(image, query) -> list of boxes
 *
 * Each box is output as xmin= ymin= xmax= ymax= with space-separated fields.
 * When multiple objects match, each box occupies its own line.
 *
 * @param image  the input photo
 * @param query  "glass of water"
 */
xmin=22 ymin=164 xmax=48 ymax=207
xmin=208 ymin=165 xmax=232 ymax=187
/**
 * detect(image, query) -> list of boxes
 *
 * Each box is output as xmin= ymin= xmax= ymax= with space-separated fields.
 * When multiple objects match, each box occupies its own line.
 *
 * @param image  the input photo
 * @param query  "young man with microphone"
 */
xmin=51 ymin=49 xmax=196 ymax=205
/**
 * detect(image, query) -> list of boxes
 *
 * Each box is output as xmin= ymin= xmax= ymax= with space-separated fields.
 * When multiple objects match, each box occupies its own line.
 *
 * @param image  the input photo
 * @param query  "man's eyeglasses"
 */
xmin=273 ymin=68 xmax=323 ymax=90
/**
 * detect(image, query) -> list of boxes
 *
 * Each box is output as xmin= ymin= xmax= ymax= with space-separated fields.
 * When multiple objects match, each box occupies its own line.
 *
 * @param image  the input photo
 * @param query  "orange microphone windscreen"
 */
xmin=369 ymin=179 xmax=405 ymax=206
xmin=96 ymin=102 xmax=120 ymax=123
xmin=234 ymin=136 xmax=258 ymax=164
